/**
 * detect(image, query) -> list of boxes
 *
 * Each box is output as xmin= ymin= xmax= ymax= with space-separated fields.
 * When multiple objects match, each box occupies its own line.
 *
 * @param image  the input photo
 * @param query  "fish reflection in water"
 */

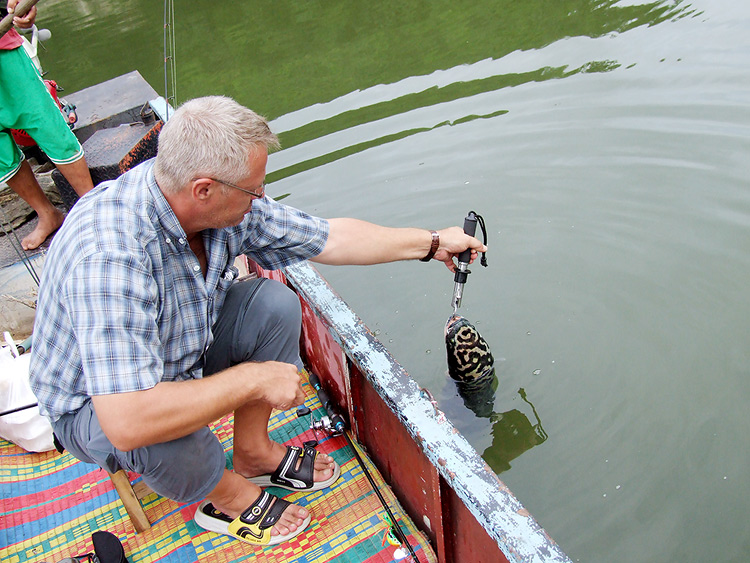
xmin=445 ymin=315 xmax=546 ymax=474
xmin=483 ymin=389 xmax=547 ymax=474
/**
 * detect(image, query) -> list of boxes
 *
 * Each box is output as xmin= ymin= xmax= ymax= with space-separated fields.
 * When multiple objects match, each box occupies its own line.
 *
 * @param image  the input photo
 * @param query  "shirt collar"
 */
xmin=143 ymin=160 xmax=190 ymax=243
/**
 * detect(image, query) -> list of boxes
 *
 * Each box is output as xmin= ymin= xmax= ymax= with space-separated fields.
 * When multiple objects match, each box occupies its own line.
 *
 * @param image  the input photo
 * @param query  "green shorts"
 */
xmin=0 ymin=46 xmax=84 ymax=183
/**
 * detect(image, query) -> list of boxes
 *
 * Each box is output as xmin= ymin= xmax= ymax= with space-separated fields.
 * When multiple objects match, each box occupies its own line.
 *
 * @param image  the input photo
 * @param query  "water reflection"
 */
xmin=483 ymin=388 xmax=548 ymax=474
xmin=451 ymin=372 xmax=546 ymax=474
xmin=267 ymin=0 xmax=698 ymax=182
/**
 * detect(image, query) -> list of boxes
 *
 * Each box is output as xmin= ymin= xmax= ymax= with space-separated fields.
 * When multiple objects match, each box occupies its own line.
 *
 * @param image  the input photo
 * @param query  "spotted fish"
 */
xmin=445 ymin=315 xmax=495 ymax=386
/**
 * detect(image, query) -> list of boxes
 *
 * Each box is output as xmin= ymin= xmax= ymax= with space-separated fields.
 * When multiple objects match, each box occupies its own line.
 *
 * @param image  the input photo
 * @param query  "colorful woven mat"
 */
xmin=1 ymin=374 xmax=436 ymax=563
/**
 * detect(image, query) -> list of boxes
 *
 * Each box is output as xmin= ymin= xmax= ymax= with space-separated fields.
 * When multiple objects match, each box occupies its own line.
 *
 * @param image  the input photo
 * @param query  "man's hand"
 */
xmin=433 ymin=226 xmax=487 ymax=272
xmin=249 ymin=361 xmax=306 ymax=410
xmin=7 ymin=0 xmax=37 ymax=29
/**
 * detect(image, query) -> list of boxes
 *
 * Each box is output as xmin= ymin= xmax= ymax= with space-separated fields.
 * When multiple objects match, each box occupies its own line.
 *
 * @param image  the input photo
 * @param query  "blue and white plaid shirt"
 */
xmin=29 ymin=158 xmax=329 ymax=422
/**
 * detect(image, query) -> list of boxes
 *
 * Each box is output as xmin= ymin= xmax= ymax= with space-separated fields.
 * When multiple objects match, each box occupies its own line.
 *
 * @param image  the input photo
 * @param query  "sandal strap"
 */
xmin=271 ymin=445 xmax=317 ymax=489
xmin=228 ymin=491 xmax=292 ymax=544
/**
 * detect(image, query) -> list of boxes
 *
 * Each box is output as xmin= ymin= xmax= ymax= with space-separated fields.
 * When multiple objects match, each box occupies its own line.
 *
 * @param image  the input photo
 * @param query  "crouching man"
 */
xmin=29 ymin=96 xmax=486 ymax=546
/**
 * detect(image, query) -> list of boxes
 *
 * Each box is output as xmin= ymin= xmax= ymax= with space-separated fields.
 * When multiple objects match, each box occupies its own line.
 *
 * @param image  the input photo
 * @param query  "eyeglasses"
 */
xmin=209 ymin=178 xmax=266 ymax=198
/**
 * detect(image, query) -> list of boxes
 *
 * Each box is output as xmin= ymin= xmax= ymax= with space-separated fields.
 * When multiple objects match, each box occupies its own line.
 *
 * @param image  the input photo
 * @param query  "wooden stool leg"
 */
xmin=108 ymin=469 xmax=151 ymax=533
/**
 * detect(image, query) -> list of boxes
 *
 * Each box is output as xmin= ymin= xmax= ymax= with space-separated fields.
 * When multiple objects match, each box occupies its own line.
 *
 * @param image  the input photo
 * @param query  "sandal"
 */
xmin=246 ymin=445 xmax=341 ymax=491
xmin=194 ymin=491 xmax=311 ymax=546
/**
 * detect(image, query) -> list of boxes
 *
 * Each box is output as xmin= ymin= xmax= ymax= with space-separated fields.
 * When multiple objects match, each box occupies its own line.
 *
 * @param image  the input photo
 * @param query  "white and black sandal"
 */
xmin=246 ymin=445 xmax=341 ymax=491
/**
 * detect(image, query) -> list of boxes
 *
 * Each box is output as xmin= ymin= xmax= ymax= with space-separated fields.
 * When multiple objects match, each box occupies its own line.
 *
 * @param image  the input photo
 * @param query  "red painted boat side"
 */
xmin=251 ymin=259 xmax=571 ymax=563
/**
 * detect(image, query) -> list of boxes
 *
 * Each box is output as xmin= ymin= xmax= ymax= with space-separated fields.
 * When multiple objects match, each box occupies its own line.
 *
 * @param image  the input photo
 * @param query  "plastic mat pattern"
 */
xmin=0 ymin=374 xmax=436 ymax=563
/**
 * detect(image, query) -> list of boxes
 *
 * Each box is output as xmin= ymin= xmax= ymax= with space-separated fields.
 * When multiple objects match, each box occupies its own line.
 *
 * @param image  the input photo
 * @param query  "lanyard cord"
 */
xmin=469 ymin=210 xmax=489 ymax=267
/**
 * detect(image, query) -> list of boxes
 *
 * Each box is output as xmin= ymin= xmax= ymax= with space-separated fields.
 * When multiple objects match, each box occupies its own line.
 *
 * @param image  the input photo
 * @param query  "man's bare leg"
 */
xmin=56 ymin=156 xmax=94 ymax=197
xmin=208 ymin=469 xmax=308 ymax=537
xmin=231 ymin=401 xmax=336 ymax=482
xmin=6 ymin=160 xmax=64 ymax=250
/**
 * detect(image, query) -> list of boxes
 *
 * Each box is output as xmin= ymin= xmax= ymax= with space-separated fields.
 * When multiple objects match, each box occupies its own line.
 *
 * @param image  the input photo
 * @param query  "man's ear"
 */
xmin=191 ymin=177 xmax=214 ymax=201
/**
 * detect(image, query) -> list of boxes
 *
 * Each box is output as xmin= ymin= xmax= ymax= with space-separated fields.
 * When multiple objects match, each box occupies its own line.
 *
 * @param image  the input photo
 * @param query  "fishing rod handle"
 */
xmin=307 ymin=371 xmax=346 ymax=432
xmin=308 ymin=371 xmax=322 ymax=390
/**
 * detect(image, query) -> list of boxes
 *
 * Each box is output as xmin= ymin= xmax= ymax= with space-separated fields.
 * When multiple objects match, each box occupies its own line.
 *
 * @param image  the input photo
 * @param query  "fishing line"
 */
xmin=0 ymin=204 xmax=41 ymax=286
xmin=162 ymin=0 xmax=177 ymax=118
xmin=305 ymin=372 xmax=421 ymax=562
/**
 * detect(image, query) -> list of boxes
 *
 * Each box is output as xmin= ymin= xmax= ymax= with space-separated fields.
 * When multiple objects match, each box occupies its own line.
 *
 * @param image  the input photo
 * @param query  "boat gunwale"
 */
xmin=283 ymin=261 xmax=571 ymax=563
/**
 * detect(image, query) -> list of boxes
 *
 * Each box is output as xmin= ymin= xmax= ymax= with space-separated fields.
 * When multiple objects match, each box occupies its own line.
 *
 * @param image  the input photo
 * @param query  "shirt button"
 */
xmin=178 ymin=238 xmax=186 ymax=245
xmin=193 ymin=264 xmax=201 ymax=272
xmin=165 ymin=237 xmax=171 ymax=244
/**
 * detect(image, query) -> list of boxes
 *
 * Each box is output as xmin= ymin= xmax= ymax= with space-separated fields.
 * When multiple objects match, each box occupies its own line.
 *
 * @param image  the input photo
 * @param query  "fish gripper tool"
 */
xmin=451 ymin=210 xmax=488 ymax=314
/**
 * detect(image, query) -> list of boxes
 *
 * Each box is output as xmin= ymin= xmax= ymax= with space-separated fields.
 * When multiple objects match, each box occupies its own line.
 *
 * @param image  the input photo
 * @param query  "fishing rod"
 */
xmin=305 ymin=371 xmax=420 ymax=563
xmin=450 ymin=210 xmax=488 ymax=315
xmin=0 ymin=402 xmax=38 ymax=417
xmin=0 ymin=0 xmax=40 ymax=36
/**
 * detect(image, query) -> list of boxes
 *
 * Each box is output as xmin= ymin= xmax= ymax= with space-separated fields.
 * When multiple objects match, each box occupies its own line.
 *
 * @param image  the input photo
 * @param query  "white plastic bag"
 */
xmin=0 ymin=345 xmax=56 ymax=452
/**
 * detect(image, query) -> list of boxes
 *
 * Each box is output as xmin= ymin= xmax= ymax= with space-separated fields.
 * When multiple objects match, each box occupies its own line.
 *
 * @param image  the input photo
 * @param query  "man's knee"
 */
xmin=243 ymin=279 xmax=302 ymax=366
xmin=257 ymin=278 xmax=302 ymax=332
xmin=123 ymin=427 xmax=226 ymax=504
xmin=207 ymin=278 xmax=303 ymax=373
xmin=54 ymin=403 xmax=225 ymax=504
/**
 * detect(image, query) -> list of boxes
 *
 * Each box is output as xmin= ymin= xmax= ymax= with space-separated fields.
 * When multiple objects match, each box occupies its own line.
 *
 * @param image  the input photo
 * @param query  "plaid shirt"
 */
xmin=29 ymin=158 xmax=328 ymax=422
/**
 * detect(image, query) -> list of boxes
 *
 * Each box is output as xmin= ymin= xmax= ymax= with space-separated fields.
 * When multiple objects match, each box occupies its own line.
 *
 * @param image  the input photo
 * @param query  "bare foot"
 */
xmin=234 ymin=442 xmax=336 ymax=484
xmin=21 ymin=209 xmax=64 ymax=250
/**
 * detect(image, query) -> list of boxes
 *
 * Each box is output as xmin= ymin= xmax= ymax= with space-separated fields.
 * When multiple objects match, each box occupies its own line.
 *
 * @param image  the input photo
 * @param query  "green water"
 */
xmin=31 ymin=1 xmax=750 ymax=561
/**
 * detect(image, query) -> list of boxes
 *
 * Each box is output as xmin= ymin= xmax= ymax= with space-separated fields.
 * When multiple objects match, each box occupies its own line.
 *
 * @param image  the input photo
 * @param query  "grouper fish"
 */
xmin=445 ymin=314 xmax=495 ymax=386
xmin=445 ymin=314 xmax=497 ymax=417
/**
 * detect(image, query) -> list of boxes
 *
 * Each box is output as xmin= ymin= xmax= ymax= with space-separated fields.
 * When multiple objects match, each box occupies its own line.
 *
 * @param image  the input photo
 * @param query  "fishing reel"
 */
xmin=309 ymin=412 xmax=345 ymax=437
xmin=296 ymin=371 xmax=347 ymax=441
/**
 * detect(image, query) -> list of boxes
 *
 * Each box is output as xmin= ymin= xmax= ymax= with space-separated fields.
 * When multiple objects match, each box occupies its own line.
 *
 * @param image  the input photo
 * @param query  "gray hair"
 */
xmin=153 ymin=96 xmax=280 ymax=194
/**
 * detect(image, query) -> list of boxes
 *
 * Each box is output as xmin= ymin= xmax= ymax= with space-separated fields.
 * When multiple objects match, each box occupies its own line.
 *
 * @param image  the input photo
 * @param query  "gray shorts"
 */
xmin=53 ymin=277 xmax=302 ymax=504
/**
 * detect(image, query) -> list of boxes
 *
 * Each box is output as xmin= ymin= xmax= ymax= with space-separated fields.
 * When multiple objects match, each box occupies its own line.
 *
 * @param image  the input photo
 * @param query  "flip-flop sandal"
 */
xmin=246 ymin=445 xmax=341 ymax=491
xmin=194 ymin=491 xmax=311 ymax=546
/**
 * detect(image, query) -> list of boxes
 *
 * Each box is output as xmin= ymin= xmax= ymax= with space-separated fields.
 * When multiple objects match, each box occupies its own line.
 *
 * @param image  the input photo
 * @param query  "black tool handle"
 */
xmin=454 ymin=211 xmax=478 ymax=285
xmin=457 ymin=212 xmax=478 ymax=264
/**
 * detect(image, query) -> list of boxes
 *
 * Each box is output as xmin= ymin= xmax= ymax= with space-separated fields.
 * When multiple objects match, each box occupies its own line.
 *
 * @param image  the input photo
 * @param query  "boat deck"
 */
xmin=0 ymin=370 xmax=436 ymax=563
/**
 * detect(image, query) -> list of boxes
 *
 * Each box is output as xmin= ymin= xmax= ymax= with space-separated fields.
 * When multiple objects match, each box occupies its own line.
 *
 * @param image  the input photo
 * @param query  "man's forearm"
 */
xmin=312 ymin=218 xmax=487 ymax=269
xmin=91 ymin=361 xmax=303 ymax=451
xmin=312 ymin=218 xmax=434 ymax=265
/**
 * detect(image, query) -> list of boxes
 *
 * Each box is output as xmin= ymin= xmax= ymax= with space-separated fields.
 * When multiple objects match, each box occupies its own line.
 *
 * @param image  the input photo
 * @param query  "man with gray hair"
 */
xmin=29 ymin=96 xmax=486 ymax=547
